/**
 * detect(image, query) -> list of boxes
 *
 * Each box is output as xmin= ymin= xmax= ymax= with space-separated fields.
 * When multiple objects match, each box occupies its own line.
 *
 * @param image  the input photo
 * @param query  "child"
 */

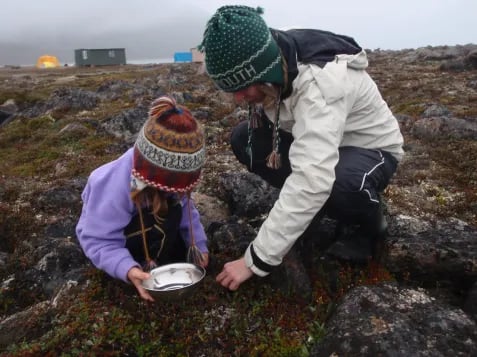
xmin=76 ymin=96 xmax=208 ymax=302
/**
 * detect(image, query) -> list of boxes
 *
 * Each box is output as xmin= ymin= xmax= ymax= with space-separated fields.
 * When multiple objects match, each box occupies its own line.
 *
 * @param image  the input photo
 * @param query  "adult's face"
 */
xmin=232 ymin=84 xmax=266 ymax=105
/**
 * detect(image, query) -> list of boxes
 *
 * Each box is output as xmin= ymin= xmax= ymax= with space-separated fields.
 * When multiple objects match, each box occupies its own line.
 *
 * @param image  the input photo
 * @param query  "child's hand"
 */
xmin=127 ymin=266 xmax=154 ymax=302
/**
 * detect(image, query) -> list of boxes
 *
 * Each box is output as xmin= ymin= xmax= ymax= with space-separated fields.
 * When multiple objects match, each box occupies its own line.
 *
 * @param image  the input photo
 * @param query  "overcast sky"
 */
xmin=1 ymin=0 xmax=476 ymax=65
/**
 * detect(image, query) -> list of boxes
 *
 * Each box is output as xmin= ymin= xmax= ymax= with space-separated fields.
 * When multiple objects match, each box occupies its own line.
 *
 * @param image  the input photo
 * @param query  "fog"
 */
xmin=1 ymin=0 xmax=476 ymax=66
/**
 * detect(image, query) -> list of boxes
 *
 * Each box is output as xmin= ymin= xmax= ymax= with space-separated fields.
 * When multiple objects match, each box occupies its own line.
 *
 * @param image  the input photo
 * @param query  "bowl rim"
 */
xmin=141 ymin=262 xmax=206 ymax=293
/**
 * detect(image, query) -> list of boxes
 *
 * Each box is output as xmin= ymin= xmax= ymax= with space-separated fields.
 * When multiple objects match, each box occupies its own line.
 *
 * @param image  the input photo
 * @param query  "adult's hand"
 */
xmin=127 ymin=266 xmax=154 ymax=302
xmin=216 ymin=257 xmax=253 ymax=291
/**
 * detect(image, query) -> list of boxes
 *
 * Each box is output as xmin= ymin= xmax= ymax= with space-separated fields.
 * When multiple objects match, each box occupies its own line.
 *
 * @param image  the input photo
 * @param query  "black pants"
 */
xmin=124 ymin=197 xmax=187 ymax=267
xmin=231 ymin=120 xmax=398 ymax=226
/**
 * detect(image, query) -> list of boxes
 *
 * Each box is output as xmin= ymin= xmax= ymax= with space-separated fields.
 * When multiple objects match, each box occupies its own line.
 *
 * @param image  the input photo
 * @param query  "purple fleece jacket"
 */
xmin=75 ymin=148 xmax=208 ymax=283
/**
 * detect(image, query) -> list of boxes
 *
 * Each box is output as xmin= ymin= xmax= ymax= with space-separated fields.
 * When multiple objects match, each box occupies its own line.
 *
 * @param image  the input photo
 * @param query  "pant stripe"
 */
xmin=358 ymin=150 xmax=385 ymax=191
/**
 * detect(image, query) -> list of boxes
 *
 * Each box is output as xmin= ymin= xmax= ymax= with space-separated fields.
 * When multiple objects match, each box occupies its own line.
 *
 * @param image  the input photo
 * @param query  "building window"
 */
xmin=82 ymin=50 xmax=88 ymax=60
xmin=108 ymin=50 xmax=116 ymax=58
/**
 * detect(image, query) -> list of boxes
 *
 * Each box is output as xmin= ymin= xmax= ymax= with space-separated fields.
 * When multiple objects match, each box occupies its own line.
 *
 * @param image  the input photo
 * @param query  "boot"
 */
xmin=325 ymin=223 xmax=374 ymax=264
xmin=325 ymin=201 xmax=388 ymax=264
xmin=367 ymin=203 xmax=388 ymax=263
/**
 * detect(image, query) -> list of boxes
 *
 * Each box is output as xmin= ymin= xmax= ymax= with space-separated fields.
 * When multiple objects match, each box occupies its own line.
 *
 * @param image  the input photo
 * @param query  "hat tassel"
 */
xmin=266 ymin=150 xmax=281 ymax=169
xmin=246 ymin=105 xmax=255 ymax=170
xmin=266 ymin=87 xmax=282 ymax=169
xmin=135 ymin=201 xmax=157 ymax=271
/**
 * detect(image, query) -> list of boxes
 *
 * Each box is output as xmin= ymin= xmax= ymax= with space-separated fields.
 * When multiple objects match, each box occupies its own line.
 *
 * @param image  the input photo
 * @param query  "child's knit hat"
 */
xmin=131 ymin=96 xmax=206 ymax=193
xmin=199 ymin=5 xmax=283 ymax=92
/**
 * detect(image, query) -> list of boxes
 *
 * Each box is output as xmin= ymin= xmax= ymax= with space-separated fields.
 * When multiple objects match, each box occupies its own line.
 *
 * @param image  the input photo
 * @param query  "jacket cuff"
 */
xmin=244 ymin=243 xmax=275 ymax=277
xmin=115 ymin=256 xmax=140 ymax=283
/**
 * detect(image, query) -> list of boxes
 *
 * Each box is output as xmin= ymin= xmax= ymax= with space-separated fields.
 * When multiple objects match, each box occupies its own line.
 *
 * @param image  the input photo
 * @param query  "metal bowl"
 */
xmin=142 ymin=263 xmax=206 ymax=300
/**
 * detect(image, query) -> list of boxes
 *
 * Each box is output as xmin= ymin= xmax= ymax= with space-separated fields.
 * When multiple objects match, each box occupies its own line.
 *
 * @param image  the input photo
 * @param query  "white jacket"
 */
xmin=244 ymin=50 xmax=404 ymax=276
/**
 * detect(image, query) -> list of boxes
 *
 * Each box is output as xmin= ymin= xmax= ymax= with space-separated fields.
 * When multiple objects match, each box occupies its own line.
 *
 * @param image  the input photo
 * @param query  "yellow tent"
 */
xmin=36 ymin=55 xmax=60 ymax=68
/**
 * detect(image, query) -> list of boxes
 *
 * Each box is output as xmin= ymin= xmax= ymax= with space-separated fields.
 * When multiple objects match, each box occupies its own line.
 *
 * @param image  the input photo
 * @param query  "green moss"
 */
xmin=0 ymin=89 xmax=50 ymax=108
xmin=3 ymin=254 xmax=396 ymax=356
xmin=393 ymin=102 xmax=424 ymax=117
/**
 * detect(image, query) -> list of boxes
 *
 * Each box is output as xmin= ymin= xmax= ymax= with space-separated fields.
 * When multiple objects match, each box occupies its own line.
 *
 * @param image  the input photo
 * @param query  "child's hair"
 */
xmin=131 ymin=187 xmax=169 ymax=218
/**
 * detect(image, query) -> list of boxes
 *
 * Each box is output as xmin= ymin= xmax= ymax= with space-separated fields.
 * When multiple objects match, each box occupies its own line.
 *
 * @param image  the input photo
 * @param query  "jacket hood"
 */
xmin=337 ymin=50 xmax=369 ymax=69
xmin=271 ymin=28 xmax=362 ymax=98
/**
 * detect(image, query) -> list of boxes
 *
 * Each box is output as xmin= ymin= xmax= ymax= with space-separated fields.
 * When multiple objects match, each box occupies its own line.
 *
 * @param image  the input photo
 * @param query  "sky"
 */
xmin=1 ymin=0 xmax=476 ymax=66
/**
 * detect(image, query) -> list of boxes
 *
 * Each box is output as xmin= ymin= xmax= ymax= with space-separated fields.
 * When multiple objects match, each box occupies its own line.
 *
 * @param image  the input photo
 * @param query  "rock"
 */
xmin=411 ymin=117 xmax=477 ymax=140
xmin=439 ymin=59 xmax=467 ymax=72
xmin=0 ymin=99 xmax=18 ymax=126
xmin=439 ymin=48 xmax=477 ymax=72
xmin=0 ymin=99 xmax=18 ymax=114
xmin=192 ymin=192 xmax=230 ymax=231
xmin=219 ymin=108 xmax=247 ymax=128
xmin=266 ymin=243 xmax=313 ymax=299
xmin=58 ymin=122 xmax=90 ymax=138
xmin=24 ymin=236 xmax=89 ymax=297
xmin=207 ymin=217 xmax=256 ymax=257
xmin=422 ymin=104 xmax=452 ymax=118
xmin=386 ymin=217 xmax=477 ymax=289
xmin=463 ymin=282 xmax=477 ymax=321
xmin=415 ymin=46 xmax=467 ymax=61
xmin=310 ymin=282 xmax=477 ymax=356
xmin=191 ymin=107 xmax=212 ymax=121
xmin=36 ymin=185 xmax=83 ymax=211
xmin=96 ymin=79 xmax=137 ymax=99
xmin=101 ymin=105 xmax=148 ymax=144
xmin=218 ymin=171 xmax=280 ymax=218
xmin=465 ymin=49 xmax=477 ymax=69
xmin=21 ymin=87 xmax=100 ymax=118
xmin=0 ymin=109 xmax=13 ymax=126
xmin=0 ymin=301 xmax=51 ymax=349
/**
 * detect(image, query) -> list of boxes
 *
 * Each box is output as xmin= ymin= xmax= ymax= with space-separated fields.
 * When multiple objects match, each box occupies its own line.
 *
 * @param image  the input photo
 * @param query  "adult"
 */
xmin=199 ymin=6 xmax=404 ymax=291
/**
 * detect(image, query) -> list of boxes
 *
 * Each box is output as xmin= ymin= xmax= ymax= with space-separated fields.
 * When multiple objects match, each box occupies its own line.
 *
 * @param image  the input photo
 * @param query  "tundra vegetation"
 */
xmin=0 ymin=46 xmax=476 ymax=356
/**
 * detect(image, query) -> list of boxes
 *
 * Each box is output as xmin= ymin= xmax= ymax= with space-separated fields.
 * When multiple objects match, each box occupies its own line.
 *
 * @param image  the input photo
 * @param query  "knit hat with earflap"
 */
xmin=199 ymin=5 xmax=284 ymax=92
xmin=131 ymin=96 xmax=206 ymax=194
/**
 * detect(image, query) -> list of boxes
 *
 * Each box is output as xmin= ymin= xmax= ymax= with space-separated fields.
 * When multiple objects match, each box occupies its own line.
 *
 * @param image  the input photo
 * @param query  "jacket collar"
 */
xmin=270 ymin=28 xmax=362 ymax=99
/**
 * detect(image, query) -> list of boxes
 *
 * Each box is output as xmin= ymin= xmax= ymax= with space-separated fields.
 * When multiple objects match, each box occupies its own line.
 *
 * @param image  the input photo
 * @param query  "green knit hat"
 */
xmin=199 ymin=5 xmax=284 ymax=92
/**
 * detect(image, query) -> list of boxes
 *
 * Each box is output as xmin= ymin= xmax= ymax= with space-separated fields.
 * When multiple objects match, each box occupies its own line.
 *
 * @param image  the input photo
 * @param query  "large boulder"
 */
xmin=310 ymin=282 xmax=477 ymax=356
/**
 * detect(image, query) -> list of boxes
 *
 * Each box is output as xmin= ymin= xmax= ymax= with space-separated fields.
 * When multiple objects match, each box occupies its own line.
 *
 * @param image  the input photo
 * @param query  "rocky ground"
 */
xmin=0 ymin=44 xmax=476 ymax=356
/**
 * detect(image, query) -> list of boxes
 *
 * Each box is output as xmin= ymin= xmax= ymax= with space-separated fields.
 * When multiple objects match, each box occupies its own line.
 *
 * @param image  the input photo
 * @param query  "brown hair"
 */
xmin=131 ymin=187 xmax=169 ymax=218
